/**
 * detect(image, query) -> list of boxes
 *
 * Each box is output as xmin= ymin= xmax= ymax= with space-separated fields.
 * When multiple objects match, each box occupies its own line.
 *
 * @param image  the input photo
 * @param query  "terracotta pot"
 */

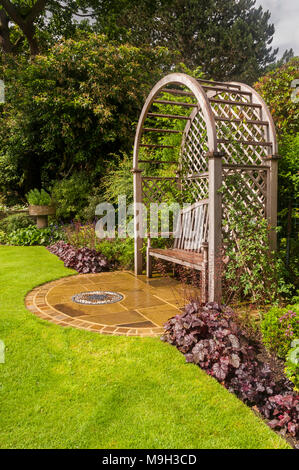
xmin=29 ymin=205 xmax=55 ymax=228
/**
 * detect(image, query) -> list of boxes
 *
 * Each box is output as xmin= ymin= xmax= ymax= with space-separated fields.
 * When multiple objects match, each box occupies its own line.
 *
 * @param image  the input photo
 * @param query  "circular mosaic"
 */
xmin=72 ymin=291 xmax=123 ymax=305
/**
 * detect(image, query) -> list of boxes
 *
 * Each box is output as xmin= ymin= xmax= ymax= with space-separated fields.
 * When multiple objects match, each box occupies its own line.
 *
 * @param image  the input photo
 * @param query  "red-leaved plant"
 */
xmin=162 ymin=301 xmax=298 ymax=438
xmin=47 ymin=241 xmax=109 ymax=273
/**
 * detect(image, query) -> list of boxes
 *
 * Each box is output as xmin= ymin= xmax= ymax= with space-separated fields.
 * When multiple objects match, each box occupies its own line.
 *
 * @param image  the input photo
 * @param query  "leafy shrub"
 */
xmin=261 ymin=305 xmax=299 ymax=358
xmin=101 ymin=153 xmax=134 ymax=205
xmin=285 ymin=340 xmax=299 ymax=391
xmin=278 ymin=236 xmax=299 ymax=298
xmin=276 ymin=133 xmax=299 ymax=294
xmin=255 ymin=60 xmax=299 ymax=297
xmin=51 ymin=173 xmax=92 ymax=222
xmin=65 ymin=222 xmax=98 ymax=250
xmin=0 ymin=229 xmax=6 ymax=244
xmin=98 ymin=238 xmax=134 ymax=269
xmin=255 ymin=57 xmax=299 ymax=137
xmin=26 ymin=188 xmax=51 ymax=206
xmin=162 ymin=301 xmax=298 ymax=438
xmin=47 ymin=241 xmax=109 ymax=273
xmin=80 ymin=191 xmax=104 ymax=224
xmin=0 ymin=214 xmax=33 ymax=234
xmin=6 ymin=225 xmax=64 ymax=246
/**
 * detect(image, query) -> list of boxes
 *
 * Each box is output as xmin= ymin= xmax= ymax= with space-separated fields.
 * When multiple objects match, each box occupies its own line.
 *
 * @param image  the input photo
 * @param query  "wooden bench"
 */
xmin=146 ymin=199 xmax=209 ymax=303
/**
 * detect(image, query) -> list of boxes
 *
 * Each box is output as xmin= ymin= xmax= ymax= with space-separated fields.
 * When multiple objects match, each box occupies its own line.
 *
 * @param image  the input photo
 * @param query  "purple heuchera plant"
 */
xmin=47 ymin=241 xmax=109 ymax=274
xmin=162 ymin=301 xmax=298 ymax=438
xmin=261 ymin=394 xmax=299 ymax=437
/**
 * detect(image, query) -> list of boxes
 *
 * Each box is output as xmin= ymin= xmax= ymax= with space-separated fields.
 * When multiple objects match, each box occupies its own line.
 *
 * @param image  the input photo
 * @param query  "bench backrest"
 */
xmin=173 ymin=199 xmax=209 ymax=252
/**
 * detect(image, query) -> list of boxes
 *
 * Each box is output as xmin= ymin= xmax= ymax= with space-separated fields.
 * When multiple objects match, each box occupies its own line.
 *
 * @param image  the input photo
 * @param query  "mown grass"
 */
xmin=0 ymin=246 xmax=290 ymax=449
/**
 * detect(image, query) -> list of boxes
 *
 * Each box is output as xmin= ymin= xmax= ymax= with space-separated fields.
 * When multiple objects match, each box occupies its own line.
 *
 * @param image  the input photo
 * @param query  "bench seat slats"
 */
xmin=149 ymin=248 xmax=204 ymax=269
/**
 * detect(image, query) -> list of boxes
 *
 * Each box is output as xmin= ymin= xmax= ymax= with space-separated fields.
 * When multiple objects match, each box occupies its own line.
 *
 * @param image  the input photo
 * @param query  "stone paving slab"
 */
xmin=24 ymin=271 xmax=190 ymax=337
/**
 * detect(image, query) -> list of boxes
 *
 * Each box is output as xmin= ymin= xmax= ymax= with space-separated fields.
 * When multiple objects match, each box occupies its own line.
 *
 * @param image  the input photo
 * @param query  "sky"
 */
xmin=257 ymin=0 xmax=299 ymax=58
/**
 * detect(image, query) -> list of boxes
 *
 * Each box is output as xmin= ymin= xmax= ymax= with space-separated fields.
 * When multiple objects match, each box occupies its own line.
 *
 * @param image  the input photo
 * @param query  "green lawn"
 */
xmin=0 ymin=246 xmax=290 ymax=449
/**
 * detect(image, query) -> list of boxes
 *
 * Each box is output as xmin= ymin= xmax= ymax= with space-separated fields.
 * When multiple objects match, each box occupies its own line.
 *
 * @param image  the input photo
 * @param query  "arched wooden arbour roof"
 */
xmin=132 ymin=73 xmax=278 ymax=302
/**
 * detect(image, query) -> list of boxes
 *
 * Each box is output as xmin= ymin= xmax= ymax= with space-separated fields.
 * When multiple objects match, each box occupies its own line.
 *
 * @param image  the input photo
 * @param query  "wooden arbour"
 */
xmin=132 ymin=73 xmax=278 ymax=303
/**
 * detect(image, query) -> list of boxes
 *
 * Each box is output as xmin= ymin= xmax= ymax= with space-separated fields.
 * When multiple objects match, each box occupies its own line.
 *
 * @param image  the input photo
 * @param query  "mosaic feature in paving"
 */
xmin=25 ymin=271 xmax=193 ymax=337
xmin=72 ymin=291 xmax=124 ymax=305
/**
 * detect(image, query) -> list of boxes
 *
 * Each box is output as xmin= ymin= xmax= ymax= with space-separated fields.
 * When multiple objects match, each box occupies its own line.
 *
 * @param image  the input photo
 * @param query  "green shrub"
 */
xmin=51 ymin=172 xmax=92 ymax=222
xmin=80 ymin=190 xmax=105 ymax=223
xmin=64 ymin=222 xmax=97 ymax=249
xmin=285 ymin=339 xmax=299 ymax=391
xmin=6 ymin=225 xmax=65 ymax=246
xmin=0 ymin=214 xmax=33 ymax=234
xmin=26 ymin=188 xmax=51 ymax=206
xmin=255 ymin=61 xmax=299 ymax=296
xmin=0 ymin=229 xmax=6 ymax=244
xmin=97 ymin=238 xmax=134 ymax=269
xmin=255 ymin=57 xmax=299 ymax=137
xmin=101 ymin=153 xmax=134 ymax=205
xmin=261 ymin=305 xmax=299 ymax=358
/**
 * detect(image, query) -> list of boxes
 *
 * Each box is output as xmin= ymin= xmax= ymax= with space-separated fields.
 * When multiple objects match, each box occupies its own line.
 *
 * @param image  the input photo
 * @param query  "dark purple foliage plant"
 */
xmin=163 ymin=301 xmax=299 ymax=439
xmin=47 ymin=241 xmax=109 ymax=273
xmin=260 ymin=394 xmax=299 ymax=437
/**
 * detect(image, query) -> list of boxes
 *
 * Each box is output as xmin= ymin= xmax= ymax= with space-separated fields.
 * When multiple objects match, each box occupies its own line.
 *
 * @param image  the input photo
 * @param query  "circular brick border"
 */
xmin=24 ymin=274 xmax=164 ymax=337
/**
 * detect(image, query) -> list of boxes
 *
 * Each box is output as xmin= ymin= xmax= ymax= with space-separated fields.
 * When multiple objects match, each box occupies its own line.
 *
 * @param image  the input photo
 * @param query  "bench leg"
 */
xmin=146 ymin=251 xmax=152 ymax=278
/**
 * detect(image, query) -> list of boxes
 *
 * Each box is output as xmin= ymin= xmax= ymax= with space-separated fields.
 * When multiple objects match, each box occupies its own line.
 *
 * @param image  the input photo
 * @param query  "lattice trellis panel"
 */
xmin=181 ymin=109 xmax=209 ymax=175
xmin=222 ymin=168 xmax=268 ymax=244
xmin=217 ymin=139 xmax=269 ymax=166
xmin=208 ymin=90 xmax=271 ymax=165
xmin=181 ymin=176 xmax=209 ymax=203
xmin=221 ymin=168 xmax=268 ymax=257
xmin=222 ymin=168 xmax=267 ymax=210
xmin=180 ymin=107 xmax=209 ymax=202
xmin=142 ymin=177 xmax=181 ymax=210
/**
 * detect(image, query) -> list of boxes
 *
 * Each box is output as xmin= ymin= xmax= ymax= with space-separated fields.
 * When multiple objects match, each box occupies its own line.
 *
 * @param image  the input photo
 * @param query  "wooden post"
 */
xmin=146 ymin=237 xmax=152 ymax=277
xmin=201 ymin=243 xmax=208 ymax=303
xmin=132 ymin=168 xmax=143 ymax=275
xmin=207 ymin=151 xmax=223 ymax=303
xmin=265 ymin=154 xmax=279 ymax=251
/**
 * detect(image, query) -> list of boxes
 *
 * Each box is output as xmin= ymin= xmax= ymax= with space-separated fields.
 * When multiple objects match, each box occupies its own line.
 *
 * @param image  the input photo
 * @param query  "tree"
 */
xmin=0 ymin=33 xmax=175 ymax=197
xmin=265 ymin=48 xmax=294 ymax=73
xmin=92 ymin=0 xmax=279 ymax=83
xmin=0 ymin=0 xmax=91 ymax=55
xmin=0 ymin=0 xmax=47 ymax=55
xmin=0 ymin=0 xmax=281 ymax=82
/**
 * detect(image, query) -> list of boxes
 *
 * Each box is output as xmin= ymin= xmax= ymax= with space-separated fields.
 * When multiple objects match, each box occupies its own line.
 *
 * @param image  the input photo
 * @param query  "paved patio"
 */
xmin=25 ymin=271 xmax=198 ymax=337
